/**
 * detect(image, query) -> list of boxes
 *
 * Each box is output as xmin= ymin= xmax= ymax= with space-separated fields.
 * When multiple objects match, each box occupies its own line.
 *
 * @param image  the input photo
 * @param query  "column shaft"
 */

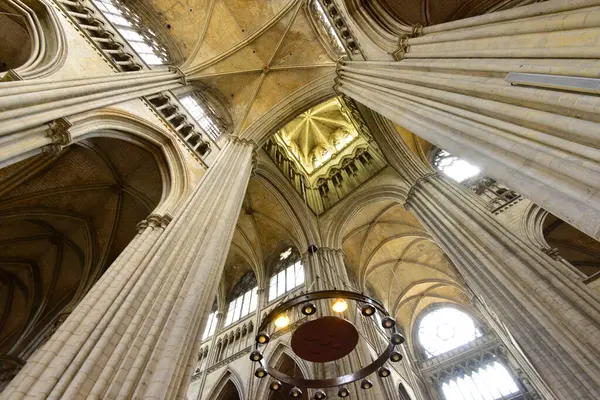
xmin=365 ymin=110 xmax=600 ymax=399
xmin=0 ymin=71 xmax=182 ymax=136
xmin=336 ymin=0 xmax=600 ymax=239
xmin=4 ymin=138 xmax=255 ymax=399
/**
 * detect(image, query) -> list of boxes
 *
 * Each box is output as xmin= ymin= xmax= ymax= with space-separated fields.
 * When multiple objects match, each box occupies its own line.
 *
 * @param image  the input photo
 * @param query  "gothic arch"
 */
xmin=0 ymin=0 xmax=67 ymax=79
xmin=68 ymin=109 xmax=190 ymax=213
xmin=206 ymin=368 xmax=246 ymax=400
xmin=255 ymin=342 xmax=312 ymax=399
xmin=0 ymin=130 xmax=175 ymax=383
xmin=323 ymin=183 xmax=410 ymax=248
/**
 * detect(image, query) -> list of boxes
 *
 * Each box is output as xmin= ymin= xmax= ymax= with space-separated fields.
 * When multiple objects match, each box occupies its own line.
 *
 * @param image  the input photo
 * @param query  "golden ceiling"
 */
xmin=276 ymin=98 xmax=358 ymax=174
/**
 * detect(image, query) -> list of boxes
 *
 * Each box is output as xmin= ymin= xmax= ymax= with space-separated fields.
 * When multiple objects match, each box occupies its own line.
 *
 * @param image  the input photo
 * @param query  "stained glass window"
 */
xmin=418 ymin=307 xmax=482 ymax=358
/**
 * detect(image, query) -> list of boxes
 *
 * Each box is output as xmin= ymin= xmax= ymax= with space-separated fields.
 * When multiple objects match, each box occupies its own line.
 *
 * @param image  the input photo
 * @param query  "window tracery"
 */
xmin=201 ymin=300 xmax=218 ymax=340
xmin=92 ymin=0 xmax=169 ymax=66
xmin=417 ymin=306 xmax=524 ymax=400
xmin=433 ymin=150 xmax=481 ymax=183
xmin=225 ymin=272 xmax=258 ymax=326
xmin=180 ymin=94 xmax=226 ymax=141
xmin=268 ymin=248 xmax=304 ymax=302
xmin=418 ymin=307 xmax=482 ymax=358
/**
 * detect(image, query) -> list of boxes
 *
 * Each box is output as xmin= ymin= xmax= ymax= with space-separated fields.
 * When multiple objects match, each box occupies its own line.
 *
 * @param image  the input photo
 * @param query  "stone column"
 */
xmin=0 ymin=69 xmax=183 ymax=140
xmin=335 ymin=0 xmax=600 ymax=240
xmin=4 ymin=137 xmax=255 ymax=399
xmin=364 ymin=110 xmax=600 ymax=399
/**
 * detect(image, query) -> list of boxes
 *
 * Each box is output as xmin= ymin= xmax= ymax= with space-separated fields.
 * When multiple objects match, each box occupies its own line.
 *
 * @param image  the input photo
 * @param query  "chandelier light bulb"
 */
xmin=360 ymin=378 xmax=373 ymax=390
xmin=290 ymin=387 xmax=303 ymax=398
xmin=378 ymin=366 xmax=391 ymax=377
xmin=331 ymin=299 xmax=348 ymax=313
xmin=254 ymin=367 xmax=267 ymax=378
xmin=381 ymin=316 xmax=396 ymax=329
xmin=338 ymin=387 xmax=350 ymax=397
xmin=269 ymin=380 xmax=282 ymax=391
xmin=361 ymin=304 xmax=376 ymax=317
xmin=315 ymin=389 xmax=327 ymax=399
xmin=391 ymin=333 xmax=405 ymax=345
xmin=390 ymin=351 xmax=403 ymax=362
xmin=249 ymin=350 xmax=263 ymax=362
xmin=256 ymin=332 xmax=270 ymax=345
xmin=301 ymin=302 xmax=317 ymax=316
xmin=274 ymin=314 xmax=290 ymax=328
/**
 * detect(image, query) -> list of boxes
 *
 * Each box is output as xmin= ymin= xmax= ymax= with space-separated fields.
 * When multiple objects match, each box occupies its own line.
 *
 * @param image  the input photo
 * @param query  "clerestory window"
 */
xmin=224 ymin=271 xmax=258 ymax=327
xmin=201 ymin=311 xmax=218 ymax=340
xmin=92 ymin=0 xmax=169 ymax=66
xmin=180 ymin=94 xmax=225 ymax=141
xmin=268 ymin=248 xmax=304 ymax=301
xmin=418 ymin=306 xmax=522 ymax=400
xmin=433 ymin=149 xmax=480 ymax=183
xmin=441 ymin=361 xmax=520 ymax=400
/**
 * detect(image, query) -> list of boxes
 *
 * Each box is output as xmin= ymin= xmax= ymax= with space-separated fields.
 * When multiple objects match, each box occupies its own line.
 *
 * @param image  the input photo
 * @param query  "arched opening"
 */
xmin=215 ymin=380 xmax=241 ymax=400
xmin=0 ymin=1 xmax=32 ymax=72
xmin=543 ymin=213 xmax=600 ymax=278
xmin=0 ymin=136 xmax=167 ymax=386
xmin=267 ymin=353 xmax=308 ymax=400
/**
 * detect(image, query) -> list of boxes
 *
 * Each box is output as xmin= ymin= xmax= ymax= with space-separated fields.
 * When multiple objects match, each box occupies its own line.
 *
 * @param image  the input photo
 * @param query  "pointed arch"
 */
xmin=255 ymin=341 xmax=312 ymax=399
xmin=205 ymin=367 xmax=246 ymax=400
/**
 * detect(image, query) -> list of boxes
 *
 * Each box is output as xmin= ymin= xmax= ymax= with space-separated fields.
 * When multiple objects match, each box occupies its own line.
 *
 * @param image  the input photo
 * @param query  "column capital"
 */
xmin=42 ymin=118 xmax=72 ymax=155
xmin=168 ymin=66 xmax=188 ymax=85
xmin=403 ymin=171 xmax=440 ymax=210
xmin=137 ymin=213 xmax=172 ymax=232
xmin=227 ymin=135 xmax=257 ymax=149
xmin=392 ymin=24 xmax=423 ymax=61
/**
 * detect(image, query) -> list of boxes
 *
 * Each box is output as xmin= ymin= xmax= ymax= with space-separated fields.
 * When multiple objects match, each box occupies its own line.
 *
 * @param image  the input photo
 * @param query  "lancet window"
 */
xmin=225 ymin=272 xmax=258 ymax=327
xmin=201 ymin=300 xmax=218 ymax=340
xmin=268 ymin=248 xmax=304 ymax=302
xmin=180 ymin=94 xmax=226 ymax=141
xmin=92 ymin=0 xmax=169 ymax=66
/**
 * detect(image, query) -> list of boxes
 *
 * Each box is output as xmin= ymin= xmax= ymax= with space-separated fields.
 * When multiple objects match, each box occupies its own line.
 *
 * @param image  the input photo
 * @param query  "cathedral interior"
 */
xmin=0 ymin=0 xmax=600 ymax=399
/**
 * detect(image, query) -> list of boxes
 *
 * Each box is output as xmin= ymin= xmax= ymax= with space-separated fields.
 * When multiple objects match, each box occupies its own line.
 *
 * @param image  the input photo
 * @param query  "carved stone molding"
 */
xmin=137 ymin=213 xmax=172 ymax=232
xmin=392 ymin=24 xmax=423 ymax=61
xmin=403 ymin=172 xmax=439 ymax=210
xmin=42 ymin=118 xmax=72 ymax=155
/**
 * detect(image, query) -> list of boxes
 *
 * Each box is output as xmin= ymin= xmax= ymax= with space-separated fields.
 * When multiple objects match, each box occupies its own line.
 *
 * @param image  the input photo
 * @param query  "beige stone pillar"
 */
xmin=335 ymin=0 xmax=600 ymax=240
xmin=3 ymin=137 xmax=255 ymax=399
xmin=0 ymin=70 xmax=183 ymax=139
xmin=364 ymin=110 xmax=600 ymax=399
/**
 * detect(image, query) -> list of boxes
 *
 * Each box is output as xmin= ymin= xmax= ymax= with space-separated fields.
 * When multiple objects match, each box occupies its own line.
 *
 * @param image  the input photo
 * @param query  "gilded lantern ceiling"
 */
xmin=276 ymin=98 xmax=358 ymax=174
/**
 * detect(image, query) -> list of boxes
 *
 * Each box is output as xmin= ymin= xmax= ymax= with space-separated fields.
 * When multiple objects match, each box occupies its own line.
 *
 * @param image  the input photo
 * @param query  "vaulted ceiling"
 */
xmin=179 ymin=0 xmax=337 ymax=138
xmin=276 ymin=98 xmax=358 ymax=174
xmin=0 ymin=138 xmax=164 ymax=359
xmin=374 ymin=0 xmax=534 ymax=26
xmin=340 ymin=199 xmax=471 ymax=341
xmin=222 ymin=176 xmax=304 ymax=300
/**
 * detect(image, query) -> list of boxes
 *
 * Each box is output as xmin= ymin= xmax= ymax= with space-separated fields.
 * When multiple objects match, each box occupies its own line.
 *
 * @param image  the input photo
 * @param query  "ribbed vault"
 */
xmin=340 ymin=199 xmax=470 ymax=341
xmin=0 ymin=137 xmax=164 ymax=363
xmin=179 ymin=0 xmax=337 ymax=139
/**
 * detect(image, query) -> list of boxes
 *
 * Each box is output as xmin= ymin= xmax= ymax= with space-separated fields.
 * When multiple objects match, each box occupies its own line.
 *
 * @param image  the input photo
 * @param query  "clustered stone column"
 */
xmin=0 ymin=69 xmax=184 ymax=165
xmin=336 ymin=0 xmax=600 ymax=240
xmin=363 ymin=109 xmax=600 ymax=399
xmin=4 ymin=137 xmax=255 ymax=399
